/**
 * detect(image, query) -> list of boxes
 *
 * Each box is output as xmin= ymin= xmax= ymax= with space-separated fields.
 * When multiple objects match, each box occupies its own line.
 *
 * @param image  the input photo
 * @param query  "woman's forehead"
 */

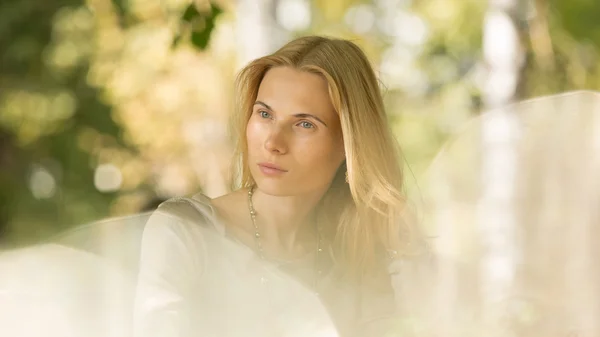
xmin=256 ymin=67 xmax=338 ymax=120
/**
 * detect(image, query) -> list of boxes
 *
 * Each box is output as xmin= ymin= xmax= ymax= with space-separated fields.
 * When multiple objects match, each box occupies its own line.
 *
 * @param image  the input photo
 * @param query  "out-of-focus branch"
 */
xmin=528 ymin=0 xmax=555 ymax=71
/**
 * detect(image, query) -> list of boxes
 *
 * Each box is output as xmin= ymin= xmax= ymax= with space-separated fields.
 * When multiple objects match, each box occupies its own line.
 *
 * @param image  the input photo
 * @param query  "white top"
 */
xmin=133 ymin=194 xmax=421 ymax=337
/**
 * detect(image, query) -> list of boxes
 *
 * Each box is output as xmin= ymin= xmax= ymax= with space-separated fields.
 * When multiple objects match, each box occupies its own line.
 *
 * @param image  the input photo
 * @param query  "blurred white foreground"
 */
xmin=416 ymin=90 xmax=600 ymax=337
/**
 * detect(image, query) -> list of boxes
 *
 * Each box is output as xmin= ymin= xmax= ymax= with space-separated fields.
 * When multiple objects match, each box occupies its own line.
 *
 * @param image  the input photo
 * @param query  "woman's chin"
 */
xmin=253 ymin=179 xmax=330 ymax=199
xmin=254 ymin=179 xmax=295 ymax=196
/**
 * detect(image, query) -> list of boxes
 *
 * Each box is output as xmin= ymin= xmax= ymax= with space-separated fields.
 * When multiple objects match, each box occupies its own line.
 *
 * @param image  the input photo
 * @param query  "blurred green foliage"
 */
xmin=173 ymin=2 xmax=223 ymax=49
xmin=1 ymin=0 xmax=118 ymax=245
xmin=552 ymin=0 xmax=600 ymax=46
xmin=0 ymin=0 xmax=220 ymax=246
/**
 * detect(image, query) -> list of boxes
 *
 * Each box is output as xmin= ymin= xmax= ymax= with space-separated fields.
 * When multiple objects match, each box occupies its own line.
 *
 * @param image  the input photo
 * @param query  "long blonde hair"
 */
xmin=231 ymin=36 xmax=420 ymax=279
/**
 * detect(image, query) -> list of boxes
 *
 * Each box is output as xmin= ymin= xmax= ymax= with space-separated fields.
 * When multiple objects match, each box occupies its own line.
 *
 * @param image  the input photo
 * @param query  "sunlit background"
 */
xmin=1 ymin=0 xmax=600 ymax=245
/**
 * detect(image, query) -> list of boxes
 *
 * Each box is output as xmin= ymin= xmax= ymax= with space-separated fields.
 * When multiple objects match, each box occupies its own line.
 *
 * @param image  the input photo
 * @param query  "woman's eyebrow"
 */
xmin=292 ymin=113 xmax=328 ymax=127
xmin=254 ymin=101 xmax=272 ymax=110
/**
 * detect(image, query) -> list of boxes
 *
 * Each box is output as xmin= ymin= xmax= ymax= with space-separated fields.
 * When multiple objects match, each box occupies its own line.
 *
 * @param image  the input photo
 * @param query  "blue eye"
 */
xmin=259 ymin=111 xmax=271 ymax=119
xmin=298 ymin=121 xmax=314 ymax=129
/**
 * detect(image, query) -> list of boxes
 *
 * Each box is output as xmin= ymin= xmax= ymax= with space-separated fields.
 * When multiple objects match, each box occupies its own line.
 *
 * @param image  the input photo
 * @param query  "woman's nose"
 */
xmin=264 ymin=124 xmax=288 ymax=154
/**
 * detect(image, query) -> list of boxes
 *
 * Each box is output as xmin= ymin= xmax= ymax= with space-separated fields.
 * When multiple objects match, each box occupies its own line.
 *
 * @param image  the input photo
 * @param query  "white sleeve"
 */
xmin=133 ymin=204 xmax=207 ymax=337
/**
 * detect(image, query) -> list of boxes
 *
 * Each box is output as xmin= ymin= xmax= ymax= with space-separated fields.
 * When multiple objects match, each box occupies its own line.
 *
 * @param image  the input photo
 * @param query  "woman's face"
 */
xmin=246 ymin=66 xmax=346 ymax=197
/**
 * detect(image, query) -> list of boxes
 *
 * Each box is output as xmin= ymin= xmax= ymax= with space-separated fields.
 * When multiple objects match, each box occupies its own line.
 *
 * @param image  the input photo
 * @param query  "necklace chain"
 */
xmin=247 ymin=186 xmax=322 ymax=292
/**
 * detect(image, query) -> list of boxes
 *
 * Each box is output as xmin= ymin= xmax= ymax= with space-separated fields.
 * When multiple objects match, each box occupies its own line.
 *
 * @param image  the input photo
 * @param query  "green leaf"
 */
xmin=182 ymin=3 xmax=201 ymax=22
xmin=174 ymin=2 xmax=223 ymax=51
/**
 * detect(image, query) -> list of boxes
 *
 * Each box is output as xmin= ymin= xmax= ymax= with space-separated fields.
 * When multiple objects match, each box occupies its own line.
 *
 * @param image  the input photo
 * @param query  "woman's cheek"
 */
xmin=246 ymin=120 xmax=264 ymax=144
xmin=297 ymin=136 xmax=337 ymax=162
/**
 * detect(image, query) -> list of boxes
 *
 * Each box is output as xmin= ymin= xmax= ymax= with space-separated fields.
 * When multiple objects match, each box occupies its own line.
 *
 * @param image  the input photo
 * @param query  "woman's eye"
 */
xmin=298 ymin=121 xmax=314 ymax=129
xmin=259 ymin=110 xmax=271 ymax=119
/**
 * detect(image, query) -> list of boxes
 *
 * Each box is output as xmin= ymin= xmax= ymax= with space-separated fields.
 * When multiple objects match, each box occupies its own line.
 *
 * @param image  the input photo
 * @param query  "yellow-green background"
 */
xmin=1 ymin=0 xmax=599 ymax=245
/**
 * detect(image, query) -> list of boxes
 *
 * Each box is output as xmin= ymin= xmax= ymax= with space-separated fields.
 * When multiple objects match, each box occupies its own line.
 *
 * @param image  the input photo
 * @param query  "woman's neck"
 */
xmin=250 ymin=187 xmax=324 ymax=253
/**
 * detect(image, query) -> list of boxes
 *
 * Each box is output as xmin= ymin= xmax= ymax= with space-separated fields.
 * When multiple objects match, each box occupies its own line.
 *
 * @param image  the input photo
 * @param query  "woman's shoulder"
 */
xmin=150 ymin=189 xmax=250 ymax=237
xmin=157 ymin=193 xmax=213 ymax=219
xmin=145 ymin=192 xmax=223 ymax=237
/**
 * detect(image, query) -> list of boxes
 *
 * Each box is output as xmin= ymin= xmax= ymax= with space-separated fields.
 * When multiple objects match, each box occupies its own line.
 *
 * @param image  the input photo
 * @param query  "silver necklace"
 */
xmin=247 ymin=186 xmax=323 ymax=293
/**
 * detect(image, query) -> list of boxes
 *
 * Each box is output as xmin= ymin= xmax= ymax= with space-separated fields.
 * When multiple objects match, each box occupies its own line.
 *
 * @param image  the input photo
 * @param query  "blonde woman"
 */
xmin=133 ymin=36 xmax=427 ymax=337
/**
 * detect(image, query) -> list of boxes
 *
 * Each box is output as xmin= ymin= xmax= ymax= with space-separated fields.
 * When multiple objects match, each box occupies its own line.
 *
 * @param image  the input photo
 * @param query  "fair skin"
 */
xmin=211 ymin=66 xmax=346 ymax=260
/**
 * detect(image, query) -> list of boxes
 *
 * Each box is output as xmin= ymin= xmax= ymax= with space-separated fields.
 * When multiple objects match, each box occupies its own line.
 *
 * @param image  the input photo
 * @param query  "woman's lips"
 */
xmin=257 ymin=163 xmax=287 ymax=176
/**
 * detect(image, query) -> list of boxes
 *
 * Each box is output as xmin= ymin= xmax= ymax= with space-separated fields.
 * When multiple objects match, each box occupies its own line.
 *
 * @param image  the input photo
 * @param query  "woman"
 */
xmin=133 ymin=36 xmax=427 ymax=337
